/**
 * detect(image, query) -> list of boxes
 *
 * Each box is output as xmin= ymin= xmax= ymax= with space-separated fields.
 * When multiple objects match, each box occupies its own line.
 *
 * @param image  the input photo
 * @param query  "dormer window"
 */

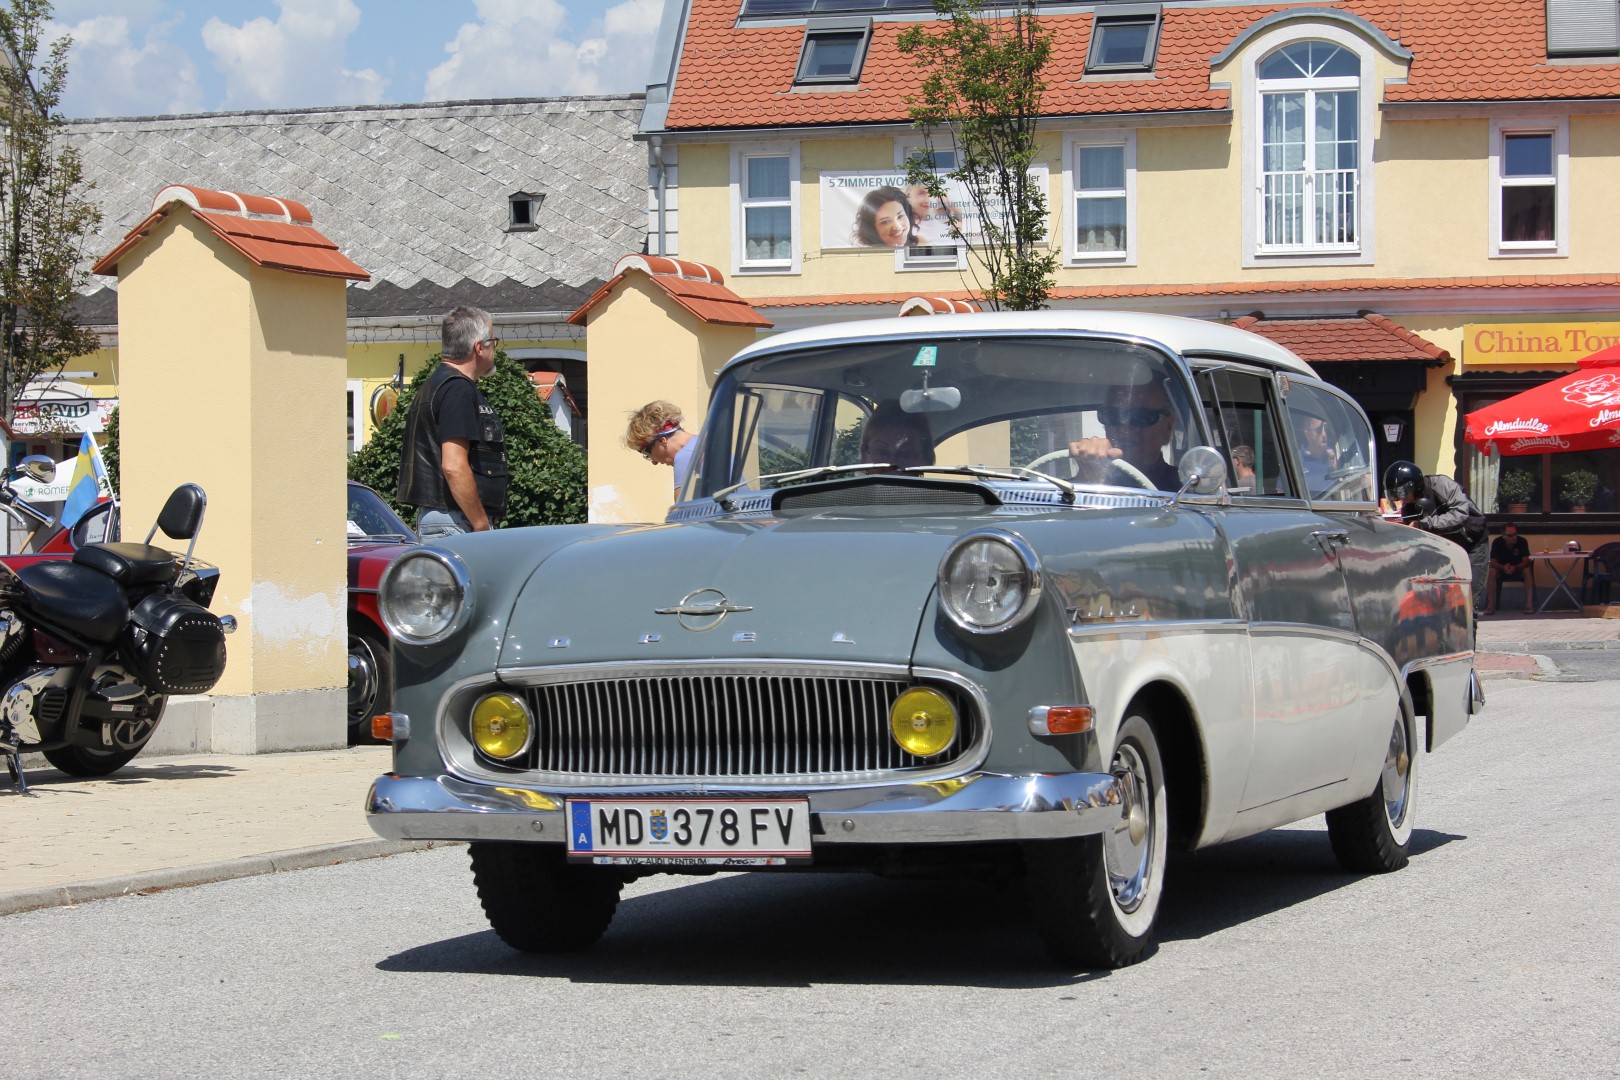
xmin=1546 ymin=0 xmax=1620 ymax=57
xmin=795 ymin=18 xmax=872 ymax=84
xmin=1086 ymin=5 xmax=1162 ymax=73
xmin=508 ymin=191 xmax=543 ymax=232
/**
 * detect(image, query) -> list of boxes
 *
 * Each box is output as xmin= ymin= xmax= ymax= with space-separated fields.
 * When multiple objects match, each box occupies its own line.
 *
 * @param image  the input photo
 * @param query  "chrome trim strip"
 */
xmin=436 ymin=660 xmax=993 ymax=791
xmin=1067 ymin=618 xmax=1248 ymax=640
xmin=366 ymin=768 xmax=1128 ymax=846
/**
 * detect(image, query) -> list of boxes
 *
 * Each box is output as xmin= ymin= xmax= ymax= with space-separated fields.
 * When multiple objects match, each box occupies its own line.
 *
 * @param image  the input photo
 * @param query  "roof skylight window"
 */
xmin=508 ymin=192 xmax=543 ymax=232
xmin=1085 ymin=5 xmax=1162 ymax=74
xmin=795 ymin=18 xmax=873 ymax=84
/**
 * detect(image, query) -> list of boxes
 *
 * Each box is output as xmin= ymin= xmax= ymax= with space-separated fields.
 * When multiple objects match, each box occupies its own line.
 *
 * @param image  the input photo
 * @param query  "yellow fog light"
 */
xmin=471 ymin=693 xmax=532 ymax=760
xmin=889 ymin=687 xmax=958 ymax=758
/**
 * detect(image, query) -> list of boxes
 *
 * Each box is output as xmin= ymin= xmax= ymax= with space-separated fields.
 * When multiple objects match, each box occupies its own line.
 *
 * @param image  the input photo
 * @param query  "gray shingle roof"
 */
xmin=67 ymin=95 xmax=648 ymax=323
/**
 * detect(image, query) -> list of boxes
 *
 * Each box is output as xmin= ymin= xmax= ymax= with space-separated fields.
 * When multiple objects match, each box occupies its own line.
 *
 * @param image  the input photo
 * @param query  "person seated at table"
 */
xmin=1485 ymin=520 xmax=1535 ymax=615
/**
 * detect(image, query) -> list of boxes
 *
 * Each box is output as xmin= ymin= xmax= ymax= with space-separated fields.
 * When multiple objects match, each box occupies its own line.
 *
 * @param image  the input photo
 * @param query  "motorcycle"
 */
xmin=0 ymin=456 xmax=234 ymax=795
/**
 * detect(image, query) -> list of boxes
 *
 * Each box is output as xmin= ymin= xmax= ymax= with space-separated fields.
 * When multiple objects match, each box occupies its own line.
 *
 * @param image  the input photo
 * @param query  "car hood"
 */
xmin=497 ymin=507 xmax=1014 ymax=669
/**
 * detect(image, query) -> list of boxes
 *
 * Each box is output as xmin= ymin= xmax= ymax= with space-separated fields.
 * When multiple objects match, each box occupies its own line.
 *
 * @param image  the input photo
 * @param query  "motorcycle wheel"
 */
xmin=347 ymin=622 xmax=392 ymax=745
xmin=41 ymin=700 xmax=166 ymax=777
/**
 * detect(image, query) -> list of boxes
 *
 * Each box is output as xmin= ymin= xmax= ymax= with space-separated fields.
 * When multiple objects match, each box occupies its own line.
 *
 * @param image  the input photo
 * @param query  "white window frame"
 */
xmin=1241 ymin=24 xmax=1376 ymax=267
xmin=894 ymin=138 xmax=967 ymax=271
xmin=1490 ymin=117 xmax=1569 ymax=258
xmin=730 ymin=142 xmax=801 ymax=275
xmin=346 ymin=379 xmax=365 ymax=453
xmin=1062 ymin=129 xmax=1137 ymax=265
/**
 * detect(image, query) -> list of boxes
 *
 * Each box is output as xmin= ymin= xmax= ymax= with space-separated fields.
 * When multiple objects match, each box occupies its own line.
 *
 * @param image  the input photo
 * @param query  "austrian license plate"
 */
xmin=565 ymin=798 xmax=813 ymax=866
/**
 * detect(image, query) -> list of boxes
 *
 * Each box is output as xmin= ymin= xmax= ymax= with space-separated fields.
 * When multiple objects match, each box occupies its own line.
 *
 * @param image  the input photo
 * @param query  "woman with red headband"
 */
xmin=625 ymin=400 xmax=698 ymax=498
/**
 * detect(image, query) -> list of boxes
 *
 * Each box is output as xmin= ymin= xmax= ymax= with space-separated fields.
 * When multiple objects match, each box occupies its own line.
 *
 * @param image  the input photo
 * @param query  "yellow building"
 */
xmin=624 ymin=0 xmax=1620 ymax=542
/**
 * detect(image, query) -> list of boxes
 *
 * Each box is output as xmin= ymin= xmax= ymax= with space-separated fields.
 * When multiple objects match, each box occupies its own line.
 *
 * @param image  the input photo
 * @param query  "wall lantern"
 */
xmin=1381 ymin=417 xmax=1405 ymax=443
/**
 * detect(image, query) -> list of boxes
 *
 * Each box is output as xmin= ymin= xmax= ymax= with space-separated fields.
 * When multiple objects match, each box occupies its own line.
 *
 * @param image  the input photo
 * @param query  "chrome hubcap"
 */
xmin=1381 ymin=716 xmax=1411 ymax=829
xmin=347 ymin=636 xmax=379 ymax=721
xmin=1105 ymin=743 xmax=1153 ymax=913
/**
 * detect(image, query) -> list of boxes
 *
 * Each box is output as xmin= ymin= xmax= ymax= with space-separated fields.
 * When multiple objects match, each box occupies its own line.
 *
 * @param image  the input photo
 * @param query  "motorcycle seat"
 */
xmin=13 ymin=560 xmax=130 ymax=643
xmin=73 ymin=542 xmax=178 ymax=587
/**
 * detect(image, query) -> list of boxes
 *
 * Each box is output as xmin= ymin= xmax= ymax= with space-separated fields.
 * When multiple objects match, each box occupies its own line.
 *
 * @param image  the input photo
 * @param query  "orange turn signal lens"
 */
xmin=1043 ymin=706 xmax=1094 ymax=735
xmin=371 ymin=714 xmax=394 ymax=741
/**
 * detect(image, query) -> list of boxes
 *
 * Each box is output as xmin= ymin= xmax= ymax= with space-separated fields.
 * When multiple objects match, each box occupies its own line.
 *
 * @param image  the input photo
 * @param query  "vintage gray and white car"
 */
xmin=366 ymin=311 xmax=1479 ymax=968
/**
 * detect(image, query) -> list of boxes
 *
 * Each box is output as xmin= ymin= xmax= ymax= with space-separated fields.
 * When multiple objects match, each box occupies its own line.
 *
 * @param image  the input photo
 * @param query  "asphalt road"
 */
xmin=3 ymin=676 xmax=1617 ymax=1080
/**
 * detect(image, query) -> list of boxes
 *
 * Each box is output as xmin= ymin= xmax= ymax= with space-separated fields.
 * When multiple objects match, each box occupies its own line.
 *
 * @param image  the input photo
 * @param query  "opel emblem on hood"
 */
xmin=654 ymin=588 xmax=753 ymax=632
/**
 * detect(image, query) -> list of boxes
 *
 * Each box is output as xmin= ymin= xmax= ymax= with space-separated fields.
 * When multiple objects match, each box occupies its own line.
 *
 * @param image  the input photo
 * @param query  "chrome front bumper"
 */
xmin=366 ymin=770 xmax=1128 ymax=846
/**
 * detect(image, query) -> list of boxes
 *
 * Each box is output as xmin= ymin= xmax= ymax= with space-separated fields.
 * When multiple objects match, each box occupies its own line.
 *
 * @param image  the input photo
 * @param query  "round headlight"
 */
xmin=937 ymin=530 xmax=1042 ymax=634
xmin=377 ymin=548 xmax=472 ymax=645
xmin=889 ymin=687 xmax=958 ymax=757
xmin=471 ymin=692 xmax=532 ymax=760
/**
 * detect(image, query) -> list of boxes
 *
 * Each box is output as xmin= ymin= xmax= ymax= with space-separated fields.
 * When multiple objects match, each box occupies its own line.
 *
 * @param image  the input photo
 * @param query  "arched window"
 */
xmin=1256 ymin=40 xmax=1360 ymax=251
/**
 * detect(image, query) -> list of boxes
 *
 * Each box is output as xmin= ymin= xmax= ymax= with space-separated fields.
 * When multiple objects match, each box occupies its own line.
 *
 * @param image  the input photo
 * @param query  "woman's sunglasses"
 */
xmin=640 ymin=426 xmax=680 ymax=459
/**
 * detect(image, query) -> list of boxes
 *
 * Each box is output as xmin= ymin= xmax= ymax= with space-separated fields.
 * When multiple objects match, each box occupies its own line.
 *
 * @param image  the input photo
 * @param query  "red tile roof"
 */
xmin=1230 ymin=313 xmax=1452 ymax=363
xmin=748 ymin=272 xmax=1620 ymax=308
xmin=663 ymin=0 xmax=1620 ymax=131
xmin=898 ymin=296 xmax=980 ymax=316
xmin=93 ymin=185 xmax=368 ymax=281
xmin=568 ymin=255 xmax=773 ymax=328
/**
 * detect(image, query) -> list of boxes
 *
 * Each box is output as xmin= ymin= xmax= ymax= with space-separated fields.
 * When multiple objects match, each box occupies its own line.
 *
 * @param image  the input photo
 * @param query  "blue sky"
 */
xmin=48 ymin=0 xmax=664 ymax=118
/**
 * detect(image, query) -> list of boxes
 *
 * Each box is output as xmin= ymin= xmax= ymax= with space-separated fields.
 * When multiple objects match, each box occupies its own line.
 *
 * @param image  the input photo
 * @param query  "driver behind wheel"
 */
xmin=1068 ymin=376 xmax=1181 ymax=490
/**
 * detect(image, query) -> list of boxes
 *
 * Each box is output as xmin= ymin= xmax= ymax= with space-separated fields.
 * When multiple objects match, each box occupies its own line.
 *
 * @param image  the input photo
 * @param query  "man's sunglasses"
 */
xmin=480 ymin=336 xmax=501 ymax=349
xmin=1098 ymin=405 xmax=1170 ymax=428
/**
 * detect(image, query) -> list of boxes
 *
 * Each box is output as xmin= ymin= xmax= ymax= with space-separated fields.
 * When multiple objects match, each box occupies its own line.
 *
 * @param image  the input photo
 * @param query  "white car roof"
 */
xmin=725 ymin=310 xmax=1319 ymax=378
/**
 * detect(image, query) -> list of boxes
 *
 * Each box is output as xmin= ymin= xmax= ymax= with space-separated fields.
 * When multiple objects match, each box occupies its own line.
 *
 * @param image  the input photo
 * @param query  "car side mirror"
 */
xmin=1176 ymin=446 xmax=1227 ymax=496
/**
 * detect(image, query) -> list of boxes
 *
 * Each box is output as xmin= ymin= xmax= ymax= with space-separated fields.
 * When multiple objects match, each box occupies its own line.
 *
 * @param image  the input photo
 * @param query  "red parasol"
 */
xmin=1463 ymin=344 xmax=1620 ymax=456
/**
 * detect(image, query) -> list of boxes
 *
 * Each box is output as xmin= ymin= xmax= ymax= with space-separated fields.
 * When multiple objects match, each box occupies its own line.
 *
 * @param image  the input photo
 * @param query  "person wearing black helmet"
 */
xmin=1384 ymin=460 xmax=1489 ymax=615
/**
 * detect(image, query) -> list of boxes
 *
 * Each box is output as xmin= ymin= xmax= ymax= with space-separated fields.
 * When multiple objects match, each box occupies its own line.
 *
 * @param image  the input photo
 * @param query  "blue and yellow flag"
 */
xmin=59 ymin=432 xmax=109 ymax=529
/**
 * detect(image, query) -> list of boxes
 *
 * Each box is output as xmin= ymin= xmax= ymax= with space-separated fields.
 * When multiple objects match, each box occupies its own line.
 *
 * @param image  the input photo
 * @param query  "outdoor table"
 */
xmin=1529 ymin=551 xmax=1592 ymax=612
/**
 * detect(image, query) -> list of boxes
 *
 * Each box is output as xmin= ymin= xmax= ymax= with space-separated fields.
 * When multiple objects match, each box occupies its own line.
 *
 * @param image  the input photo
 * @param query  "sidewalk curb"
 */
xmin=1479 ymin=640 xmax=1620 ymax=654
xmin=0 ymin=838 xmax=462 ymax=918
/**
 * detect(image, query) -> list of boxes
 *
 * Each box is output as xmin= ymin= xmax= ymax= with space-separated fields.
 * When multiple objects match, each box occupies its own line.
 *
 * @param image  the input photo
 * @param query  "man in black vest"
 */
xmin=1385 ymin=460 xmax=1489 ymax=615
xmin=397 ymin=306 xmax=508 ymax=537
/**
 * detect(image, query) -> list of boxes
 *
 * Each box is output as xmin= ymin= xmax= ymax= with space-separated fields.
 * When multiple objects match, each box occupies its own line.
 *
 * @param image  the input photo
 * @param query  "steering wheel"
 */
xmin=1026 ymin=448 xmax=1155 ymax=490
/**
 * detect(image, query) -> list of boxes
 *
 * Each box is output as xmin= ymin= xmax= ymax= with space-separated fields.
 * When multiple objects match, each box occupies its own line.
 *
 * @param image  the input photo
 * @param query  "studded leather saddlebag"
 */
xmin=128 ymin=594 xmax=227 ymax=695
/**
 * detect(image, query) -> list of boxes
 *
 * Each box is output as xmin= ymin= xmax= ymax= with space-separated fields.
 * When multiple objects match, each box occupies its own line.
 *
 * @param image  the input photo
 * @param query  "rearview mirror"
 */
xmin=899 ymin=386 xmax=961 ymax=413
xmin=18 ymin=454 xmax=56 ymax=484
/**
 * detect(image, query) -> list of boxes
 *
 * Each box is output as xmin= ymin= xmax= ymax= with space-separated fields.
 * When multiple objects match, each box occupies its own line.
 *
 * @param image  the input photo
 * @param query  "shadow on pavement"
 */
xmin=377 ymin=825 xmax=1463 ymax=986
xmin=2 ymin=760 xmax=242 ymax=796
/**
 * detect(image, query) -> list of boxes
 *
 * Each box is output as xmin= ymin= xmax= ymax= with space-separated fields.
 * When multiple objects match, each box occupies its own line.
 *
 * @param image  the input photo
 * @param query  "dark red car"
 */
xmin=1 ymin=481 xmax=413 ymax=745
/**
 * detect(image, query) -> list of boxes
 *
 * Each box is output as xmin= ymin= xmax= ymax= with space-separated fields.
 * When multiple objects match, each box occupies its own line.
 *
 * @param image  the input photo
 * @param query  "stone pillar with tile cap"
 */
xmin=92 ymin=185 xmax=371 ymax=753
xmin=569 ymin=256 xmax=771 ymax=523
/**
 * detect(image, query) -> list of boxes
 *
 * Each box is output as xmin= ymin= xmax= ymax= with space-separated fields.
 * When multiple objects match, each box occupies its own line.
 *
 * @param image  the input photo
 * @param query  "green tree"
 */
xmin=347 ymin=352 xmax=587 ymax=528
xmin=0 ymin=0 xmax=102 ymax=427
xmin=101 ymin=404 xmax=118 ymax=494
xmin=898 ymin=0 xmax=1057 ymax=311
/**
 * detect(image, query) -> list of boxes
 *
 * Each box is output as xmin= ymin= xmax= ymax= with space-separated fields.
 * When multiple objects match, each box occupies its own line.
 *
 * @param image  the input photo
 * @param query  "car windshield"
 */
xmin=689 ymin=334 xmax=1199 ymax=497
xmin=347 ymin=484 xmax=414 ymax=539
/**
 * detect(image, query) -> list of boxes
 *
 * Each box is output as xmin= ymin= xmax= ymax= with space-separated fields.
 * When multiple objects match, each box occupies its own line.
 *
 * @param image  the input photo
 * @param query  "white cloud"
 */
xmin=424 ymin=0 xmax=661 ymax=102
xmin=201 ymin=0 xmax=386 ymax=110
xmin=51 ymin=15 xmax=205 ymax=118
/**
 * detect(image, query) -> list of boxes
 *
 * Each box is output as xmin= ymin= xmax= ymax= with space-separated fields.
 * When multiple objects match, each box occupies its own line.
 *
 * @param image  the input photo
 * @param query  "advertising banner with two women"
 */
xmin=819 ymin=168 xmax=1049 ymax=252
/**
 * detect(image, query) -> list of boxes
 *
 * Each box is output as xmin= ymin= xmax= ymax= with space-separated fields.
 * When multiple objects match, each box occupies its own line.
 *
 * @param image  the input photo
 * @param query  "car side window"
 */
xmin=1284 ymin=382 xmax=1377 ymax=503
xmin=1197 ymin=368 xmax=1296 ymax=498
xmin=731 ymin=385 xmax=828 ymax=483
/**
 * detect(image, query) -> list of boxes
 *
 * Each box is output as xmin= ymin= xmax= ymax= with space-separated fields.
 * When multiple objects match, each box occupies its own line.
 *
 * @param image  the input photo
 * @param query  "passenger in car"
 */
xmin=859 ymin=399 xmax=935 ymax=471
xmin=1067 ymin=378 xmax=1181 ymax=490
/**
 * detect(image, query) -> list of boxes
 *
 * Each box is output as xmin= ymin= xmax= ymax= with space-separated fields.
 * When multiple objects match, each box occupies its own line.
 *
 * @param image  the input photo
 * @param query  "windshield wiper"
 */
xmin=711 ymin=462 xmax=890 ymax=511
xmin=908 ymin=465 xmax=1077 ymax=505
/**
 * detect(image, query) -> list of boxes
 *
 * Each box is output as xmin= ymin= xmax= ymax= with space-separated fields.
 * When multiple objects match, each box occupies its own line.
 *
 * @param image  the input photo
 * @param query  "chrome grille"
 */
xmin=517 ymin=672 xmax=977 ymax=781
